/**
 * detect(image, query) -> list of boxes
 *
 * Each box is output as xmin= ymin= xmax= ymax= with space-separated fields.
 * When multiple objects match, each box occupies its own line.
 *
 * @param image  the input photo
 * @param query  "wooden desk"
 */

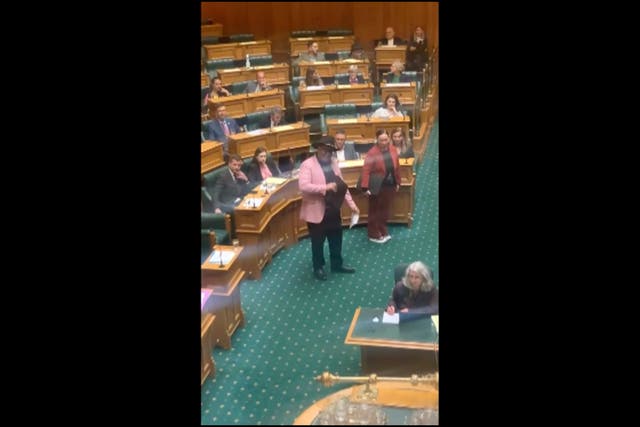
xmin=293 ymin=382 xmax=438 ymax=425
xmin=201 ymin=24 xmax=223 ymax=38
xmin=290 ymin=35 xmax=355 ymax=57
xmin=217 ymin=63 xmax=290 ymax=86
xmin=325 ymin=116 xmax=410 ymax=142
xmin=204 ymin=40 xmax=271 ymax=60
xmin=380 ymin=82 xmax=416 ymax=106
xmin=228 ymin=122 xmax=310 ymax=159
xmin=201 ymin=246 xmax=246 ymax=349
xmin=298 ymin=59 xmax=370 ymax=80
xmin=201 ymin=72 xmax=210 ymax=87
xmin=374 ymin=46 xmax=407 ymax=66
xmin=208 ymin=89 xmax=285 ymax=119
xmin=299 ymin=83 xmax=375 ymax=113
xmin=201 ymin=313 xmax=216 ymax=385
xmin=234 ymin=178 xmax=306 ymax=280
xmin=201 ymin=141 xmax=225 ymax=175
xmin=345 ymin=307 xmax=439 ymax=376
xmin=338 ymin=158 xmax=415 ymax=227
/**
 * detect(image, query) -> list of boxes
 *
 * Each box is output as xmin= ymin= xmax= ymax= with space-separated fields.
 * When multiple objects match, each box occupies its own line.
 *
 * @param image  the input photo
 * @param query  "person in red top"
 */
xmin=360 ymin=129 xmax=401 ymax=243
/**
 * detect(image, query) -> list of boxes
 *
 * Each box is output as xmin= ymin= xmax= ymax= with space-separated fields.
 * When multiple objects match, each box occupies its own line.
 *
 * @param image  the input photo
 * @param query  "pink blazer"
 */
xmin=299 ymin=155 xmax=357 ymax=224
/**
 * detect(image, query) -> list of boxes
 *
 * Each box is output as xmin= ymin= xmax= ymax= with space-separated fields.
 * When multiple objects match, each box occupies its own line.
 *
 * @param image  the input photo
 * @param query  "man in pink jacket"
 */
xmin=299 ymin=136 xmax=360 ymax=281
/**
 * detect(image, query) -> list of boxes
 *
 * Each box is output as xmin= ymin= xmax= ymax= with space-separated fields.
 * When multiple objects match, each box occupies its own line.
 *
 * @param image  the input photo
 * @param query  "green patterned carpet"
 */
xmin=202 ymin=119 xmax=439 ymax=425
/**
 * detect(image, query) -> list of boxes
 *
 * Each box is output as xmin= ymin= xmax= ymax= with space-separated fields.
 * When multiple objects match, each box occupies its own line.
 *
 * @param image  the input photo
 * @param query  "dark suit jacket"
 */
xmin=212 ymin=168 xmax=251 ymax=214
xmin=377 ymin=37 xmax=407 ymax=46
xmin=245 ymin=81 xmax=273 ymax=93
xmin=245 ymin=158 xmax=281 ymax=185
xmin=204 ymin=118 xmax=241 ymax=151
xmin=258 ymin=116 xmax=287 ymax=130
xmin=406 ymin=38 xmax=428 ymax=71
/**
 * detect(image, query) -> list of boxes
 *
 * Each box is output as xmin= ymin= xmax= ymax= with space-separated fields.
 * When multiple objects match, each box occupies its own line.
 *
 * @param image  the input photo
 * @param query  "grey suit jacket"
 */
xmin=245 ymin=81 xmax=273 ymax=93
xmin=296 ymin=52 xmax=326 ymax=63
xmin=334 ymin=143 xmax=359 ymax=161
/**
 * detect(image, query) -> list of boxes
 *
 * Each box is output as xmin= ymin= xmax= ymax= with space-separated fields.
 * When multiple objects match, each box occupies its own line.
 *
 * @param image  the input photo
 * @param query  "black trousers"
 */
xmin=307 ymin=206 xmax=343 ymax=271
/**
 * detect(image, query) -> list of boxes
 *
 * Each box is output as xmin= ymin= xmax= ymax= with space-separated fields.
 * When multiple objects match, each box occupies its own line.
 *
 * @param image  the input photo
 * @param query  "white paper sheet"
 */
xmin=382 ymin=312 xmax=399 ymax=324
xmin=208 ymin=250 xmax=235 ymax=265
xmin=349 ymin=212 xmax=359 ymax=229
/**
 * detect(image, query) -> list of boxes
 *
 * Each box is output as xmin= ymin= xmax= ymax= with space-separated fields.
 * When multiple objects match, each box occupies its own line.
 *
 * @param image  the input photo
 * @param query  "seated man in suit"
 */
xmin=245 ymin=71 xmax=273 ymax=93
xmin=333 ymin=129 xmax=359 ymax=161
xmin=259 ymin=106 xmax=287 ymax=129
xmin=213 ymin=154 xmax=252 ymax=214
xmin=297 ymin=40 xmax=326 ymax=63
xmin=377 ymin=27 xmax=407 ymax=47
xmin=204 ymin=103 xmax=241 ymax=156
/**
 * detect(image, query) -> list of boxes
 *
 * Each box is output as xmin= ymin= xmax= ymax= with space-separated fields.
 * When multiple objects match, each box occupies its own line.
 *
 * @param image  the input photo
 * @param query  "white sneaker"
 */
xmin=382 ymin=235 xmax=392 ymax=242
xmin=369 ymin=237 xmax=386 ymax=244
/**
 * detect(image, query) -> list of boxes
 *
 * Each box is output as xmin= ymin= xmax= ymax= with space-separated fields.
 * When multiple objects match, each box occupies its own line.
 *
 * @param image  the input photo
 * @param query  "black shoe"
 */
xmin=332 ymin=265 xmax=356 ymax=274
xmin=314 ymin=268 xmax=327 ymax=280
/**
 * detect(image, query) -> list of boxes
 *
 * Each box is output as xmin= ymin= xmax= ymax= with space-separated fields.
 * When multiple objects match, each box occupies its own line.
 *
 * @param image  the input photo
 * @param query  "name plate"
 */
xmin=328 ymin=36 xmax=345 ymax=40
xmin=305 ymin=85 xmax=326 ymax=91
xmin=337 ymin=118 xmax=358 ymax=124
xmin=295 ymin=37 xmax=312 ymax=41
xmin=223 ymin=68 xmax=242 ymax=72
xmin=385 ymin=83 xmax=411 ymax=87
xmin=239 ymin=41 xmax=258 ymax=45
xmin=313 ymin=61 xmax=331 ymax=65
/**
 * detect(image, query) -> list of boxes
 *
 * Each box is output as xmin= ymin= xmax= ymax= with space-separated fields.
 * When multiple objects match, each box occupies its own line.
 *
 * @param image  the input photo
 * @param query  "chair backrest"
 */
xmin=245 ymin=110 xmax=271 ymax=131
xmin=248 ymin=54 xmax=273 ymax=66
xmin=327 ymin=29 xmax=353 ymax=36
xmin=227 ymin=80 xmax=251 ymax=95
xmin=324 ymin=104 xmax=357 ymax=118
xmin=289 ymin=76 xmax=306 ymax=104
xmin=370 ymin=101 xmax=383 ymax=114
xmin=334 ymin=73 xmax=364 ymax=84
xmin=201 ymin=36 xmax=219 ymax=45
xmin=401 ymin=71 xmax=418 ymax=82
xmin=394 ymin=263 xmax=409 ymax=283
xmin=291 ymin=30 xmax=316 ymax=38
xmin=336 ymin=50 xmax=351 ymax=60
xmin=229 ymin=33 xmax=254 ymax=42
xmin=205 ymin=58 xmax=235 ymax=78
xmin=201 ymin=119 xmax=213 ymax=141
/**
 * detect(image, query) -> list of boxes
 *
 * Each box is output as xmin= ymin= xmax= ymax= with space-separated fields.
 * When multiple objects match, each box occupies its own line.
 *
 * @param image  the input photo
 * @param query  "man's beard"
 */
xmin=317 ymin=154 xmax=332 ymax=165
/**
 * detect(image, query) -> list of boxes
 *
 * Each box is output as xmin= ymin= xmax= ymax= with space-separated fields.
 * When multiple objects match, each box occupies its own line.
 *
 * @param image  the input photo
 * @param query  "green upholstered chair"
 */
xmin=201 ymin=119 xmax=213 ymax=141
xmin=205 ymin=58 xmax=235 ymax=79
xmin=245 ymin=110 xmax=271 ymax=131
xmin=248 ymin=54 xmax=273 ymax=67
xmin=336 ymin=50 xmax=352 ymax=60
xmin=370 ymin=101 xmax=383 ymax=115
xmin=227 ymin=80 xmax=251 ymax=95
xmin=201 ymin=36 xmax=219 ymax=45
xmin=229 ymin=33 xmax=254 ymax=42
xmin=394 ymin=263 xmax=410 ymax=283
xmin=320 ymin=103 xmax=357 ymax=134
xmin=291 ymin=30 xmax=316 ymax=38
xmin=334 ymin=72 xmax=364 ymax=84
xmin=201 ymin=185 xmax=233 ymax=263
xmin=327 ymin=29 xmax=353 ymax=36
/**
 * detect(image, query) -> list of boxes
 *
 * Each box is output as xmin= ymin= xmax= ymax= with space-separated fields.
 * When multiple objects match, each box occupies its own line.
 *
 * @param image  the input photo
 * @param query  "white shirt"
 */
xmin=335 ymin=149 xmax=346 ymax=161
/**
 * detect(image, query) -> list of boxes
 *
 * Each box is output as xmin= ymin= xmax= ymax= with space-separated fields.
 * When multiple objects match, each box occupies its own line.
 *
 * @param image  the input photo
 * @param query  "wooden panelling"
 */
xmin=202 ymin=2 xmax=438 ymax=58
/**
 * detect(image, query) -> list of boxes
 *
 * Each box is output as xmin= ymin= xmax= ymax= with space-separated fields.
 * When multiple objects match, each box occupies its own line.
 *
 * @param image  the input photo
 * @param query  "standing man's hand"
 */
xmin=326 ymin=182 xmax=337 ymax=192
